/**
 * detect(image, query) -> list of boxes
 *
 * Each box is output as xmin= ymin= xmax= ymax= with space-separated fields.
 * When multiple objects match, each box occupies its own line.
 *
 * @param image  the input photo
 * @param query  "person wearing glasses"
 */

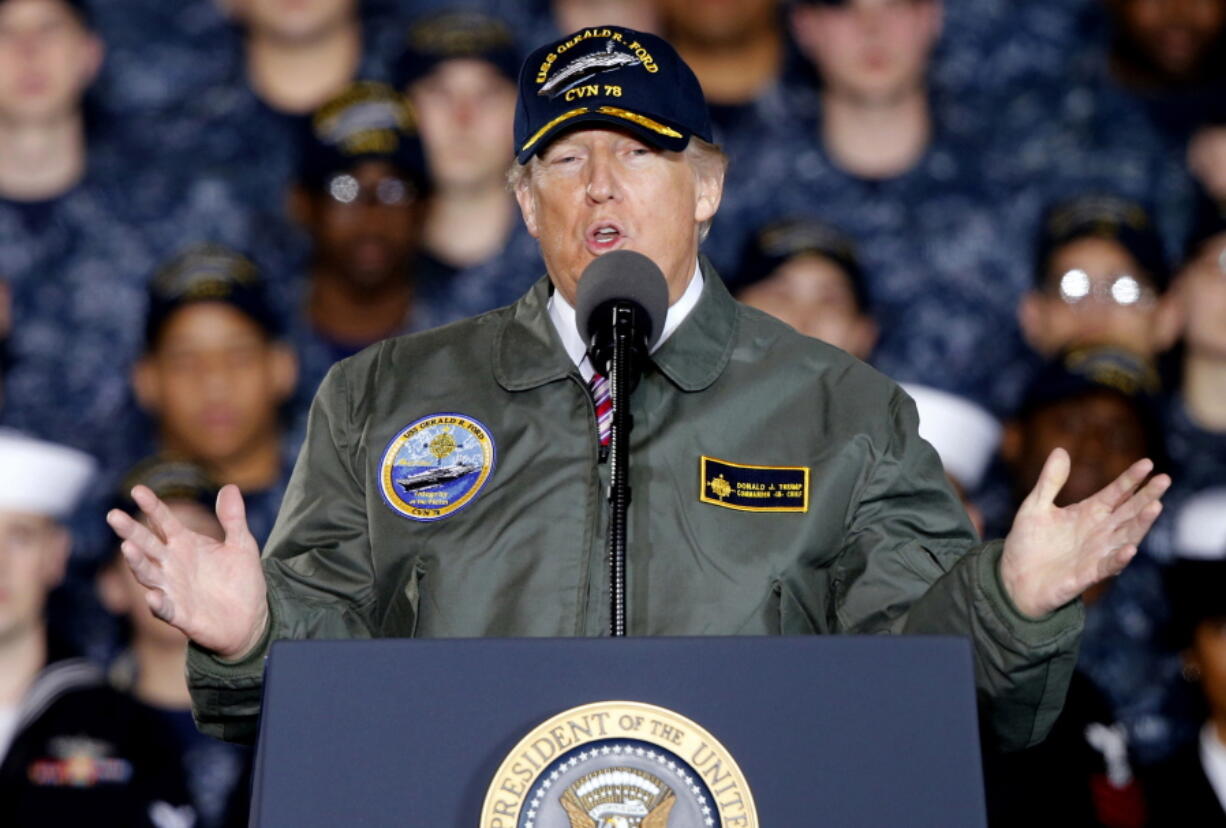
xmin=286 ymin=81 xmax=432 ymax=406
xmin=1018 ymin=194 xmax=1180 ymax=362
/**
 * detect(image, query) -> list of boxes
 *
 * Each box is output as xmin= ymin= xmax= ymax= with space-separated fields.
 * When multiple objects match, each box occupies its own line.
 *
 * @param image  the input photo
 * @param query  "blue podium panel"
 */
xmin=252 ymin=636 xmax=986 ymax=827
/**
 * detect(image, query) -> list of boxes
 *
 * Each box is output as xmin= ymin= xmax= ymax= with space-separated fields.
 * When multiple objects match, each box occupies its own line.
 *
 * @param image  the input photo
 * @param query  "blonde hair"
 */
xmin=506 ymin=136 xmax=729 ymax=241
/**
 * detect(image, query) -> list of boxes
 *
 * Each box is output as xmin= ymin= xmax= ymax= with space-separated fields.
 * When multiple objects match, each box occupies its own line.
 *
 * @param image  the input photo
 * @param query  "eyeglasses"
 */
xmin=325 ymin=173 xmax=418 ymax=207
xmin=1055 ymin=269 xmax=1156 ymax=308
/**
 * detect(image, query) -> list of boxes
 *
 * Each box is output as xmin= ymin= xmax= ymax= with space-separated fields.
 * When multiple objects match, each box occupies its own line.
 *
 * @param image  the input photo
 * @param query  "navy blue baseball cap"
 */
xmin=1018 ymin=346 xmax=1166 ymax=464
xmin=396 ymin=9 xmax=520 ymax=88
xmin=113 ymin=455 xmax=218 ymax=517
xmin=1035 ymin=194 xmax=1170 ymax=292
xmin=145 ymin=244 xmax=281 ymax=347
xmin=735 ymin=216 xmax=869 ymax=309
xmin=514 ymin=26 xmax=713 ymax=164
xmin=299 ymin=81 xmax=430 ymax=194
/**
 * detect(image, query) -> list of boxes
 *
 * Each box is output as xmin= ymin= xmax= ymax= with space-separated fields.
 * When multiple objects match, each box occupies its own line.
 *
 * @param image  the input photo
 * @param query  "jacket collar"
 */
xmin=493 ymin=255 xmax=738 ymax=393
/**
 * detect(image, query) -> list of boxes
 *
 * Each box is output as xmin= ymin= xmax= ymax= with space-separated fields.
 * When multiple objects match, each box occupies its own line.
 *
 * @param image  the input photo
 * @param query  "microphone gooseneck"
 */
xmin=574 ymin=251 xmax=670 ymax=638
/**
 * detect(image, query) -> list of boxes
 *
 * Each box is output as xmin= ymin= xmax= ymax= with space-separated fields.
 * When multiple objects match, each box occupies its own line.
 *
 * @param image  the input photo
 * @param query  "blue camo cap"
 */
xmin=299 ymin=81 xmax=429 ymax=193
xmin=396 ymin=9 xmax=520 ymax=88
xmin=145 ymin=243 xmax=280 ymax=347
xmin=514 ymin=26 xmax=713 ymax=164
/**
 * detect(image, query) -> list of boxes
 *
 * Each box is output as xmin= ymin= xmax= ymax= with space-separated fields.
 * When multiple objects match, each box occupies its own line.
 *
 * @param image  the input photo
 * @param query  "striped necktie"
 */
xmin=589 ymin=372 xmax=612 ymax=447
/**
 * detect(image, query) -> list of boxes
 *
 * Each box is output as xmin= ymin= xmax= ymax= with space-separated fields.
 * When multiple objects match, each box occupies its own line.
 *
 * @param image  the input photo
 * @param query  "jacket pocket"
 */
xmin=736 ymin=580 xmax=821 ymax=636
xmin=381 ymin=559 xmax=426 ymax=637
xmin=778 ymin=579 xmax=821 ymax=635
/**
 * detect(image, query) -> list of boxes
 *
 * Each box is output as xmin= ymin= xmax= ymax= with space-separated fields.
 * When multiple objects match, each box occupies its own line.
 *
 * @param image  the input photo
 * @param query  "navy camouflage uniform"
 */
xmin=0 ymin=144 xmax=271 ymax=569
xmin=706 ymin=92 xmax=1034 ymax=416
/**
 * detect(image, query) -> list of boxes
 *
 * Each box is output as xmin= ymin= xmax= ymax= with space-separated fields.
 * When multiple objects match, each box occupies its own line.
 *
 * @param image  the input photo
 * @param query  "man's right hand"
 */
xmin=106 ymin=484 xmax=269 ymax=661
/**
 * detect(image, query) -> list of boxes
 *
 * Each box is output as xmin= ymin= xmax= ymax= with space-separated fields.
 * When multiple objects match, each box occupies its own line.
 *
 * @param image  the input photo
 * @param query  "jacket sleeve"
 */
xmin=830 ymin=388 xmax=1084 ymax=752
xmin=187 ymin=360 xmax=378 ymax=744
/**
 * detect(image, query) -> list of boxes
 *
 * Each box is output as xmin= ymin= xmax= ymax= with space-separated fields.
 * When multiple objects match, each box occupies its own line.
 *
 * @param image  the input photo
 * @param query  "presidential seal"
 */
xmin=378 ymin=413 xmax=495 ymax=522
xmin=481 ymin=701 xmax=757 ymax=828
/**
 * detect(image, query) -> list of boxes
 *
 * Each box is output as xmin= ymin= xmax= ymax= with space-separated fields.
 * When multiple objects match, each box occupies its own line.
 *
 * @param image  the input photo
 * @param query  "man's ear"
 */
xmin=41 ymin=526 xmax=71 ymax=590
xmin=287 ymin=184 xmax=314 ymax=229
xmin=1151 ymin=291 xmax=1184 ymax=353
xmin=1018 ymin=292 xmax=1050 ymax=354
xmin=1000 ymin=420 xmax=1023 ymax=469
xmin=79 ymin=34 xmax=105 ymax=89
xmin=789 ymin=4 xmax=822 ymax=57
xmin=693 ymin=164 xmax=724 ymax=226
xmin=923 ymin=0 xmax=945 ymax=44
xmin=97 ymin=559 xmax=132 ymax=615
xmin=514 ymin=175 xmax=541 ymax=239
xmin=848 ymin=316 xmax=879 ymax=362
xmin=132 ymin=357 xmax=161 ymax=414
xmin=269 ymin=343 xmax=299 ymax=403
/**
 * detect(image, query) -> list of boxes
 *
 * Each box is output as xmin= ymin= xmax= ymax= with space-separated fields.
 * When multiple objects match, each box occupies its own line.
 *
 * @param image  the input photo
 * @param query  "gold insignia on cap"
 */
xmin=520 ymin=105 xmax=685 ymax=154
xmin=519 ymin=106 xmax=591 ymax=151
xmin=596 ymin=106 xmax=682 ymax=139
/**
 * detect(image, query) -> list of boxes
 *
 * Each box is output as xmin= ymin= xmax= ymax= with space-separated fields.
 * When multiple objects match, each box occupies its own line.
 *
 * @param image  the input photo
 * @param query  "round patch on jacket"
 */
xmin=378 ymin=413 xmax=496 ymax=522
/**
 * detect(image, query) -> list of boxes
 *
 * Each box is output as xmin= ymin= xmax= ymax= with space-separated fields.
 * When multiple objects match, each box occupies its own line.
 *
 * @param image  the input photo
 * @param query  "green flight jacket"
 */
xmin=188 ymin=261 xmax=1083 ymax=748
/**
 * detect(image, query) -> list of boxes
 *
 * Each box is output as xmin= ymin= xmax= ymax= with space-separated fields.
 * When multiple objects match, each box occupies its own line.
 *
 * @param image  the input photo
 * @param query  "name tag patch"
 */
xmin=699 ymin=456 xmax=809 ymax=513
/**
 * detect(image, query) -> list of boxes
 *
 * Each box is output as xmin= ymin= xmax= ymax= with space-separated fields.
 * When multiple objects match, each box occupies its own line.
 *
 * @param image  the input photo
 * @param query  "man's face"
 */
xmin=1015 ymin=390 xmax=1150 ymax=507
xmin=553 ymin=0 xmax=661 ymax=35
xmin=1113 ymin=0 xmax=1226 ymax=82
xmin=136 ymin=304 xmax=294 ymax=469
xmin=1020 ymin=236 xmax=1174 ymax=358
xmin=1173 ymin=232 xmax=1226 ymax=358
xmin=657 ymin=0 xmax=779 ymax=45
xmin=0 ymin=0 xmax=101 ymax=124
xmin=224 ymin=0 xmax=354 ymax=44
xmin=736 ymin=253 xmax=877 ymax=359
xmin=408 ymin=60 xmax=517 ymax=193
xmin=1190 ymin=618 xmax=1226 ymax=721
xmin=307 ymin=160 xmax=425 ymax=292
xmin=792 ymin=0 xmax=940 ymax=105
xmin=0 ymin=509 xmax=67 ymax=645
xmin=515 ymin=127 xmax=723 ymax=305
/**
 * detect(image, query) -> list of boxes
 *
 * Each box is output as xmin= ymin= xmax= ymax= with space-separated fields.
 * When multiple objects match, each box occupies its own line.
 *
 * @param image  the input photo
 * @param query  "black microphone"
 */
xmin=574 ymin=250 xmax=669 ymax=637
xmin=575 ymin=250 xmax=669 ymax=389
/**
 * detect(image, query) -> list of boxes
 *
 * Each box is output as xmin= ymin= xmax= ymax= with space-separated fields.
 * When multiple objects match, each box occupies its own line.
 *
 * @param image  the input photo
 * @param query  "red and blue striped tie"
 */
xmin=589 ymin=372 xmax=612 ymax=447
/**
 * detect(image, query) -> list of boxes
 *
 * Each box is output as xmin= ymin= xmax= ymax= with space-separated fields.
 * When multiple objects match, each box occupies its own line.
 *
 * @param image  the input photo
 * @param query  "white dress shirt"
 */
xmin=548 ymin=260 xmax=704 ymax=381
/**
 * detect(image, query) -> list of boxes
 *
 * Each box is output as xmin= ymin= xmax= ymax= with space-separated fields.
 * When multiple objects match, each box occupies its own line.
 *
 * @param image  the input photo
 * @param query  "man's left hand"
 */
xmin=1000 ymin=448 xmax=1170 ymax=619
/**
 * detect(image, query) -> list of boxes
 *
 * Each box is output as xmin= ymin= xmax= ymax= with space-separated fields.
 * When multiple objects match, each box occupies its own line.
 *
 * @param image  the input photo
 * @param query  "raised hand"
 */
xmin=1000 ymin=448 xmax=1170 ymax=619
xmin=106 ymin=484 xmax=269 ymax=660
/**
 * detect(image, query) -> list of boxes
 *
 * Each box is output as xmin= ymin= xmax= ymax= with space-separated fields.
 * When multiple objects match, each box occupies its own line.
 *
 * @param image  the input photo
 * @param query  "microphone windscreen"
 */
xmin=575 ymin=250 xmax=670 ymax=350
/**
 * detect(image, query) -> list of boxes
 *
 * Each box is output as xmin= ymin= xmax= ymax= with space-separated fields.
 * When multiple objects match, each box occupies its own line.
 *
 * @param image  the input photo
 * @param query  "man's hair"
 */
xmin=506 ymin=137 xmax=728 ymax=242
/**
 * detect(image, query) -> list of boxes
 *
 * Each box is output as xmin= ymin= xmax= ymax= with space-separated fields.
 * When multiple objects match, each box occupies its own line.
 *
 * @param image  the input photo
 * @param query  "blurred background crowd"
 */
xmin=0 ymin=0 xmax=1224 ymax=825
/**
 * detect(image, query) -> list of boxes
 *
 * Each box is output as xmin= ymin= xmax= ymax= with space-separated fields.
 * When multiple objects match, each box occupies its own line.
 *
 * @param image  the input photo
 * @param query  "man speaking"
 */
xmin=107 ymin=27 xmax=1169 ymax=749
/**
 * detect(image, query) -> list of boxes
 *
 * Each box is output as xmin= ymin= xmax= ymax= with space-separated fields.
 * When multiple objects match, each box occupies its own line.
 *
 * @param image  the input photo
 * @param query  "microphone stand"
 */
xmin=605 ymin=304 xmax=637 ymax=638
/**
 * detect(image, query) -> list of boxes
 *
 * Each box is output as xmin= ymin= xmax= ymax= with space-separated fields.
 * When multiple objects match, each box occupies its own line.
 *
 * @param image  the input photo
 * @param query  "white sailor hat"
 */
xmin=901 ymin=384 xmax=1002 ymax=490
xmin=1174 ymin=488 xmax=1226 ymax=561
xmin=0 ymin=430 xmax=96 ymax=520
